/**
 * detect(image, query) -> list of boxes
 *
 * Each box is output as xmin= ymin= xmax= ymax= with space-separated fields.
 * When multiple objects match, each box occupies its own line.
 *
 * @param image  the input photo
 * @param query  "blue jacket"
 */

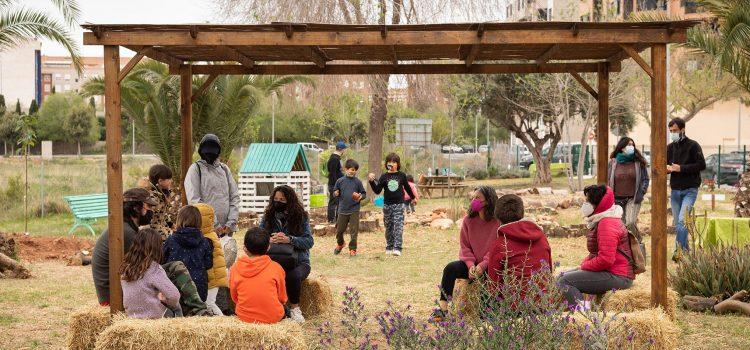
xmin=163 ymin=227 xmax=213 ymax=301
xmin=260 ymin=214 xmax=314 ymax=266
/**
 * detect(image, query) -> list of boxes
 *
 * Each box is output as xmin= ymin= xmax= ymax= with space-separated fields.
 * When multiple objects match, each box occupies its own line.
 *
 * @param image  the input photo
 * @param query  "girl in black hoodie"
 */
xmin=163 ymin=205 xmax=213 ymax=301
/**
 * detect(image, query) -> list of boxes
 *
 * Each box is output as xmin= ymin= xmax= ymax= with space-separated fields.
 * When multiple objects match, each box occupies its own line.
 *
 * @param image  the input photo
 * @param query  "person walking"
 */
xmin=607 ymin=137 xmax=650 ymax=232
xmin=667 ymin=118 xmax=706 ymax=260
xmin=326 ymin=141 xmax=346 ymax=223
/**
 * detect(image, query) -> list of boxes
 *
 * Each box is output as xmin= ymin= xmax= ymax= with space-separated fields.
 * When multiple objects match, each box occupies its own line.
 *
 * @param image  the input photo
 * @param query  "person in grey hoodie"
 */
xmin=184 ymin=134 xmax=240 ymax=235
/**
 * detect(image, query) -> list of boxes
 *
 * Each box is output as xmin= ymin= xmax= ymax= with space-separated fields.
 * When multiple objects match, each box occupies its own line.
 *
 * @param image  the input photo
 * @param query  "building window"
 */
xmin=55 ymin=73 xmax=62 ymax=80
xmin=44 ymin=84 xmax=51 ymax=92
xmin=64 ymin=74 xmax=71 ymax=81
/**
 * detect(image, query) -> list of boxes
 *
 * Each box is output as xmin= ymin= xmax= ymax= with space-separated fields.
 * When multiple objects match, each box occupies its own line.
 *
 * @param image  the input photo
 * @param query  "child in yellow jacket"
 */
xmin=194 ymin=203 xmax=228 ymax=315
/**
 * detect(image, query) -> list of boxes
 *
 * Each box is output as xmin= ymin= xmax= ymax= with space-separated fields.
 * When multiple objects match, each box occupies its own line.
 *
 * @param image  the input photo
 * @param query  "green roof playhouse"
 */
xmin=239 ymin=143 xmax=311 ymax=213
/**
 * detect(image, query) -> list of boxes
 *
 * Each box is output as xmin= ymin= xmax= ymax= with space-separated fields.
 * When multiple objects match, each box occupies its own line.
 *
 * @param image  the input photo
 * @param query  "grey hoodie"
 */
xmin=184 ymin=135 xmax=240 ymax=232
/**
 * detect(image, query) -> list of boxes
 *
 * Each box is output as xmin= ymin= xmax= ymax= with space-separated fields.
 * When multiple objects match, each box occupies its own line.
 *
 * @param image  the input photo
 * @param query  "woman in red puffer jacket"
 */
xmin=557 ymin=185 xmax=634 ymax=310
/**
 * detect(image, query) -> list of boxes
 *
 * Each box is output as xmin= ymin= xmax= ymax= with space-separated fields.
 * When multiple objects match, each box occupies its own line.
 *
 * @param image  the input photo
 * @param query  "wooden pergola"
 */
xmin=82 ymin=20 xmax=698 ymax=313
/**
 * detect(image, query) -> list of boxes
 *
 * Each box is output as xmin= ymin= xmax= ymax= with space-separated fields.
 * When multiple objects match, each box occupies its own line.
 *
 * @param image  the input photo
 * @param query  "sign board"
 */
xmin=41 ymin=141 xmax=53 ymax=160
xmin=702 ymin=194 xmax=726 ymax=201
xmin=395 ymin=118 xmax=432 ymax=147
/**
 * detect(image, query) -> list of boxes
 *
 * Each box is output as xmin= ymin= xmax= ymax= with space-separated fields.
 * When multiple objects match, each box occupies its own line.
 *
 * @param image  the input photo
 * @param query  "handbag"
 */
xmin=268 ymin=242 xmax=298 ymax=270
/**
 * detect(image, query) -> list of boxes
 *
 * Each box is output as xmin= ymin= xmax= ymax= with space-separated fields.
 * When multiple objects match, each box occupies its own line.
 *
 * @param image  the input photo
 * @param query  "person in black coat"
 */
xmin=163 ymin=205 xmax=213 ymax=301
xmin=326 ymin=141 xmax=347 ymax=223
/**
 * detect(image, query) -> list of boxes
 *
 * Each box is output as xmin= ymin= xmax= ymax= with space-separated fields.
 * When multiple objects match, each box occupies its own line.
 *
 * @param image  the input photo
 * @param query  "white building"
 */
xmin=0 ymin=40 xmax=42 ymax=111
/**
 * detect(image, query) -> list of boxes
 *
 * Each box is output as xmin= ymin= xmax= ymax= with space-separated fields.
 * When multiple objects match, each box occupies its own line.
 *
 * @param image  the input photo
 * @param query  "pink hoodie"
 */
xmin=458 ymin=215 xmax=501 ymax=271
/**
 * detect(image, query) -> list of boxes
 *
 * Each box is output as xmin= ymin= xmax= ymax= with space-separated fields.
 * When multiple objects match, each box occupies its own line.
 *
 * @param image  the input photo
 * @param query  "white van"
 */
xmin=297 ymin=142 xmax=324 ymax=152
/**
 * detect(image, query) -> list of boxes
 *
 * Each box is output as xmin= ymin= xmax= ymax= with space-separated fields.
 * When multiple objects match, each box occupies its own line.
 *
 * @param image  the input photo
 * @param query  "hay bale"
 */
xmin=95 ymin=316 xmax=305 ymax=350
xmin=67 ymin=305 xmax=112 ymax=350
xmin=299 ymin=277 xmax=333 ymax=318
xmin=602 ymin=288 xmax=679 ymax=319
xmin=568 ymin=308 xmax=679 ymax=350
xmin=451 ymin=278 xmax=481 ymax=319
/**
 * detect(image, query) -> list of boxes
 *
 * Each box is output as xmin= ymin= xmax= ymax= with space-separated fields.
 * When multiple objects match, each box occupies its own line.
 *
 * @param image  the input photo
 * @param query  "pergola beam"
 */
xmin=127 ymin=45 xmax=182 ymax=67
xmin=650 ymin=43 xmax=668 ymax=310
xmin=179 ymin=65 xmax=192 ymax=205
xmin=191 ymin=73 xmax=218 ymax=103
xmin=117 ymin=47 xmax=150 ymax=82
xmin=536 ymin=44 xmax=559 ymax=65
xmin=175 ymin=62 xmax=619 ymax=75
xmin=596 ymin=63 xmax=609 ymax=185
xmin=218 ymin=46 xmax=255 ymax=67
xmin=464 ymin=45 xmax=480 ymax=68
xmin=619 ymin=44 xmax=654 ymax=78
xmin=84 ymin=29 xmax=686 ymax=46
xmin=569 ymin=71 xmax=598 ymax=100
xmin=305 ymin=46 xmax=327 ymax=68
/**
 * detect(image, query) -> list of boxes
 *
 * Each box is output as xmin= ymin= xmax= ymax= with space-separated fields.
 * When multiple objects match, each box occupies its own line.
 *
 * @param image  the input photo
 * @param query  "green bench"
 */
xmin=64 ymin=193 xmax=108 ymax=236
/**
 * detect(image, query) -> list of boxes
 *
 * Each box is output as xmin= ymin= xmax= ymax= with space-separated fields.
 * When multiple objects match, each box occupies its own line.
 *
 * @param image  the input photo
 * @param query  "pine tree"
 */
xmin=89 ymin=96 xmax=95 ymax=109
xmin=14 ymin=99 xmax=21 ymax=114
xmin=28 ymin=99 xmax=38 ymax=115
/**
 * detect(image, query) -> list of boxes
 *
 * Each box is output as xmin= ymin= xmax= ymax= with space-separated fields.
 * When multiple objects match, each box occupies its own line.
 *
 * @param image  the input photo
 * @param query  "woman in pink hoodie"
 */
xmin=557 ymin=185 xmax=634 ymax=309
xmin=431 ymin=186 xmax=499 ymax=322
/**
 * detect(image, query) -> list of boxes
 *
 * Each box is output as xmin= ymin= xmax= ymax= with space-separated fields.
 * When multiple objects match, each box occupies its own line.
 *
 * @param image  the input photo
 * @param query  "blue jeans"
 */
xmin=670 ymin=187 xmax=698 ymax=251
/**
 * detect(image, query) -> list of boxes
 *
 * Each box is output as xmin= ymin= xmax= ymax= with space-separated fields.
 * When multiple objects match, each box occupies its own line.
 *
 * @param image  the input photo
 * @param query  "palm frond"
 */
xmin=49 ymin=0 xmax=81 ymax=26
xmin=628 ymin=10 xmax=681 ymax=23
xmin=0 ymin=8 xmax=83 ymax=74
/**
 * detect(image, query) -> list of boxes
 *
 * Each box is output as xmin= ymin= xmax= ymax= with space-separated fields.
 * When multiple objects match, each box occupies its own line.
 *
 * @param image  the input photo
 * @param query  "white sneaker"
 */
xmin=289 ymin=307 xmax=305 ymax=323
xmin=393 ymin=250 xmax=402 ymax=256
xmin=385 ymin=250 xmax=393 ymax=255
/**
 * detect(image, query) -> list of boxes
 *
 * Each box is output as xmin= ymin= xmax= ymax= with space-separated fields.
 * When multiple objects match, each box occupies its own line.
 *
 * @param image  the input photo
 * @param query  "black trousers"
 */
xmin=327 ymin=185 xmax=338 ymax=223
xmin=285 ymin=263 xmax=311 ymax=305
xmin=439 ymin=260 xmax=469 ymax=301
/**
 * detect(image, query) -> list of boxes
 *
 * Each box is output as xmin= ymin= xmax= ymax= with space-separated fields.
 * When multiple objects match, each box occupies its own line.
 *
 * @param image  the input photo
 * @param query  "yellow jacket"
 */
xmin=194 ymin=203 xmax=228 ymax=288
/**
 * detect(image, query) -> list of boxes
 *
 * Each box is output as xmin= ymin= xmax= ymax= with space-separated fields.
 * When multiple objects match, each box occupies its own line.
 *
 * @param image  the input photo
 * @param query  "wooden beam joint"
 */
xmin=381 ymin=25 xmax=387 ymax=39
xmin=117 ymin=47 xmax=151 ymax=82
xmin=571 ymin=23 xmax=579 ymax=36
xmin=619 ymin=44 xmax=654 ymax=78
xmin=477 ymin=23 xmax=485 ymax=38
xmin=569 ymin=71 xmax=598 ymax=100
xmin=191 ymin=74 xmax=218 ymax=103
xmin=190 ymin=25 xmax=198 ymax=39
xmin=465 ymin=45 xmax=480 ymax=68
xmin=536 ymin=44 xmax=559 ymax=65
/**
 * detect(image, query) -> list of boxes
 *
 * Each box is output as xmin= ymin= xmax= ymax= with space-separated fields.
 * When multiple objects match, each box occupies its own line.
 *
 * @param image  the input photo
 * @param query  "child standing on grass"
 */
xmin=403 ymin=174 xmax=419 ymax=214
xmin=163 ymin=205 xmax=214 ymax=302
xmin=120 ymin=228 xmax=182 ymax=319
xmin=333 ymin=159 xmax=367 ymax=257
xmin=230 ymin=227 xmax=288 ymax=324
xmin=368 ymin=153 xmax=416 ymax=257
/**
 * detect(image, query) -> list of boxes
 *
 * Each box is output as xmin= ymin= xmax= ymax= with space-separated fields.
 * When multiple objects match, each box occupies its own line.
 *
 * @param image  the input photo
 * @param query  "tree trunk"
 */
xmin=77 ymin=141 xmax=82 ymax=158
xmin=24 ymin=145 xmax=28 ymax=234
xmin=367 ymin=73 xmax=389 ymax=197
xmin=577 ymin=116 xmax=593 ymax=191
xmin=0 ymin=252 xmax=30 ymax=279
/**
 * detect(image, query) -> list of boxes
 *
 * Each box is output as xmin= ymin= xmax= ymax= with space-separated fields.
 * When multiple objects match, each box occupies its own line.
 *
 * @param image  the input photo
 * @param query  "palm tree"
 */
xmin=81 ymin=60 xmax=313 ymax=183
xmin=0 ymin=0 xmax=83 ymax=74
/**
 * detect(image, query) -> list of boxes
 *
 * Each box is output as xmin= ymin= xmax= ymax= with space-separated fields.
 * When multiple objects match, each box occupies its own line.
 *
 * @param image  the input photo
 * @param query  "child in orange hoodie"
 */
xmin=229 ymin=227 xmax=288 ymax=324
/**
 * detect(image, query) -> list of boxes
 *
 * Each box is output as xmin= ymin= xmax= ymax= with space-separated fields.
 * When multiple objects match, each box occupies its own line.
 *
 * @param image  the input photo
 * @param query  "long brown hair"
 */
xmin=262 ymin=185 xmax=308 ymax=236
xmin=175 ymin=205 xmax=201 ymax=229
xmin=120 ymin=228 xmax=163 ymax=282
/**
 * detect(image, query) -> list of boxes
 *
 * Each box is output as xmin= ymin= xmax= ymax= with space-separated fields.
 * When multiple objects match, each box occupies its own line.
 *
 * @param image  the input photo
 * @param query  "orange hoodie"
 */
xmin=229 ymin=255 xmax=287 ymax=324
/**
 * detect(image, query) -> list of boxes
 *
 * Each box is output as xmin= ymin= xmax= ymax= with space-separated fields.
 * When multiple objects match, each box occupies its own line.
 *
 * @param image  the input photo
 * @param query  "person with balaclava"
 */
xmin=184 ymin=134 xmax=240 ymax=237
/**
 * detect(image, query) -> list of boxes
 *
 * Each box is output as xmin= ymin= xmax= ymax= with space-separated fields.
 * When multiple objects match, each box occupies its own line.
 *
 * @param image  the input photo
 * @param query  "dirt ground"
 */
xmin=1 ymin=233 xmax=94 ymax=262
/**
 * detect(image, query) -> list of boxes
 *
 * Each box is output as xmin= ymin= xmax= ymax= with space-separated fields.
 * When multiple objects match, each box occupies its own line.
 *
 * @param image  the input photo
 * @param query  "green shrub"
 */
xmin=670 ymin=245 xmax=750 ymax=299
xmin=0 ymin=174 xmax=24 ymax=208
xmin=469 ymin=168 xmax=488 ymax=180
xmin=34 ymin=199 xmax=70 ymax=217
xmin=487 ymin=166 xmax=499 ymax=178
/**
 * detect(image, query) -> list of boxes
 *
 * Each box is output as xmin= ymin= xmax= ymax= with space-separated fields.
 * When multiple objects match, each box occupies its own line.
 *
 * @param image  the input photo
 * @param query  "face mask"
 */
xmin=273 ymin=200 xmax=287 ymax=211
xmin=200 ymin=152 xmax=219 ymax=164
xmin=138 ymin=210 xmax=154 ymax=226
xmin=580 ymin=202 xmax=595 ymax=217
xmin=669 ymin=132 xmax=680 ymax=142
xmin=470 ymin=199 xmax=485 ymax=213
xmin=386 ymin=164 xmax=395 ymax=172
xmin=623 ymin=145 xmax=635 ymax=155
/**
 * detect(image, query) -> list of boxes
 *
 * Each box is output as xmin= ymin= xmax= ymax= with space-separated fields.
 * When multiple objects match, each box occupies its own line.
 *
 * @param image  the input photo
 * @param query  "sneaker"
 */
xmin=430 ymin=309 xmax=447 ymax=323
xmin=289 ymin=307 xmax=305 ymax=323
xmin=385 ymin=250 xmax=393 ymax=255
xmin=334 ymin=244 xmax=344 ymax=255
xmin=349 ymin=249 xmax=357 ymax=257
xmin=393 ymin=250 xmax=402 ymax=256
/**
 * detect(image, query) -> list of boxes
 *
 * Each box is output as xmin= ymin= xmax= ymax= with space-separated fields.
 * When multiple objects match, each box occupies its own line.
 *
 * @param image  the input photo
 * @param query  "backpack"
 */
xmin=618 ymin=227 xmax=647 ymax=275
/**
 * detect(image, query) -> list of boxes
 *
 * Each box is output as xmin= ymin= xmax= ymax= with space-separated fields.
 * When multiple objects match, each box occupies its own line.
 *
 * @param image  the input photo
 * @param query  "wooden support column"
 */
xmin=180 ymin=65 xmax=193 ymax=205
xmin=650 ymin=43 xmax=668 ymax=309
xmin=103 ymin=45 xmax=124 ymax=314
xmin=596 ymin=63 xmax=609 ymax=184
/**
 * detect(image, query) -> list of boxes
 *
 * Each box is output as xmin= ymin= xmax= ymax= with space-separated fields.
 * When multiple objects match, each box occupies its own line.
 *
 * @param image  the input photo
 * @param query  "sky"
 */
xmin=27 ymin=0 xmax=211 ymax=56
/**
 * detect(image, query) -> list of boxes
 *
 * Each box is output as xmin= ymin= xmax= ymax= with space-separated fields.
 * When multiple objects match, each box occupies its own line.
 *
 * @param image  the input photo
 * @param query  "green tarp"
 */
xmin=695 ymin=217 xmax=750 ymax=247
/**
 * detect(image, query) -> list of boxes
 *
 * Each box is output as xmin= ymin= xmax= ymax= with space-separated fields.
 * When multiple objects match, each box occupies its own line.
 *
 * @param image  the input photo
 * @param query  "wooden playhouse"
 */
xmin=238 ymin=143 xmax=311 ymax=213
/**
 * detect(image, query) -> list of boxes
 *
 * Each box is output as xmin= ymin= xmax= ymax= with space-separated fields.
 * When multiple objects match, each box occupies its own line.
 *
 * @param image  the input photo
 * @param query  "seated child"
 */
xmin=230 ymin=227 xmax=288 ymax=324
xmin=121 ymin=228 xmax=181 ymax=319
xmin=163 ymin=205 xmax=214 ymax=302
xmin=487 ymin=194 xmax=552 ymax=293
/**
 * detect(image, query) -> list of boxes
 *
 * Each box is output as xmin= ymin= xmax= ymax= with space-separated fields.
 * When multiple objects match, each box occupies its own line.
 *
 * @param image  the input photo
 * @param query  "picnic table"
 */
xmin=695 ymin=217 xmax=750 ymax=247
xmin=417 ymin=175 xmax=468 ymax=199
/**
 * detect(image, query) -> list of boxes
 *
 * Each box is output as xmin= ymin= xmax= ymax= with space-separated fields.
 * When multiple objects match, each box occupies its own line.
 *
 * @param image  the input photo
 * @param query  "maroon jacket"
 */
xmin=487 ymin=219 xmax=552 ymax=289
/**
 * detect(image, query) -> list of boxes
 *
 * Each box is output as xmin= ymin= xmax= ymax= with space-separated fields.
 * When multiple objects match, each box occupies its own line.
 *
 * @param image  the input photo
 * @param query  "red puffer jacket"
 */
xmin=580 ymin=189 xmax=635 ymax=280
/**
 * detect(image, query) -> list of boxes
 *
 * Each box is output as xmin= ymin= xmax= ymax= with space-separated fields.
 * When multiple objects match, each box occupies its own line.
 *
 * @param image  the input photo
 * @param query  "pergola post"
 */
xmin=650 ymin=43 xmax=668 ymax=309
xmin=180 ymin=65 xmax=192 ymax=204
xmin=103 ymin=45 xmax=124 ymax=313
xmin=596 ymin=63 xmax=609 ymax=184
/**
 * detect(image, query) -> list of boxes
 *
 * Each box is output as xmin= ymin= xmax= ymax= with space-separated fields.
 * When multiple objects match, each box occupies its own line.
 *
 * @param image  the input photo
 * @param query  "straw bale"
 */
xmin=95 ymin=316 xmax=305 ymax=350
xmin=602 ymin=288 xmax=679 ymax=319
xmin=568 ymin=308 xmax=679 ymax=350
xmin=299 ymin=277 xmax=333 ymax=318
xmin=67 ymin=305 xmax=112 ymax=350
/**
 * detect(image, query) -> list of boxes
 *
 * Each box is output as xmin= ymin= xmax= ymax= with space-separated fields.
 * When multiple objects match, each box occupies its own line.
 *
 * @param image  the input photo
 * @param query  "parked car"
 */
xmin=298 ymin=142 xmax=324 ymax=152
xmin=461 ymin=145 xmax=476 ymax=153
xmin=518 ymin=143 xmax=593 ymax=175
xmin=441 ymin=144 xmax=463 ymax=153
xmin=478 ymin=144 xmax=488 ymax=153
xmin=701 ymin=153 xmax=745 ymax=186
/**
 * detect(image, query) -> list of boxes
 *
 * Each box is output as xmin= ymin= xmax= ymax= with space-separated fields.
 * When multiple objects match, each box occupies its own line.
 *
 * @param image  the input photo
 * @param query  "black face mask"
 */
xmin=273 ymin=200 xmax=287 ymax=212
xmin=138 ymin=210 xmax=154 ymax=226
xmin=200 ymin=152 xmax=219 ymax=165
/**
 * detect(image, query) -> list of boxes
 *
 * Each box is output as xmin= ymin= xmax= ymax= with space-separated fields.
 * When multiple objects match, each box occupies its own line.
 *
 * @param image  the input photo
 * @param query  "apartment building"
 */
xmin=505 ymin=0 xmax=709 ymax=22
xmin=41 ymin=55 xmax=131 ymax=104
xmin=0 ymin=40 xmax=42 ymax=111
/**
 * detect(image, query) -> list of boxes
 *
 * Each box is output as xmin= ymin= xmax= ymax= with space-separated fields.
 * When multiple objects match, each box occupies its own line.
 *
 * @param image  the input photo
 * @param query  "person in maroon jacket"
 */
xmin=487 ymin=194 xmax=552 ymax=298
xmin=557 ymin=185 xmax=635 ymax=310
